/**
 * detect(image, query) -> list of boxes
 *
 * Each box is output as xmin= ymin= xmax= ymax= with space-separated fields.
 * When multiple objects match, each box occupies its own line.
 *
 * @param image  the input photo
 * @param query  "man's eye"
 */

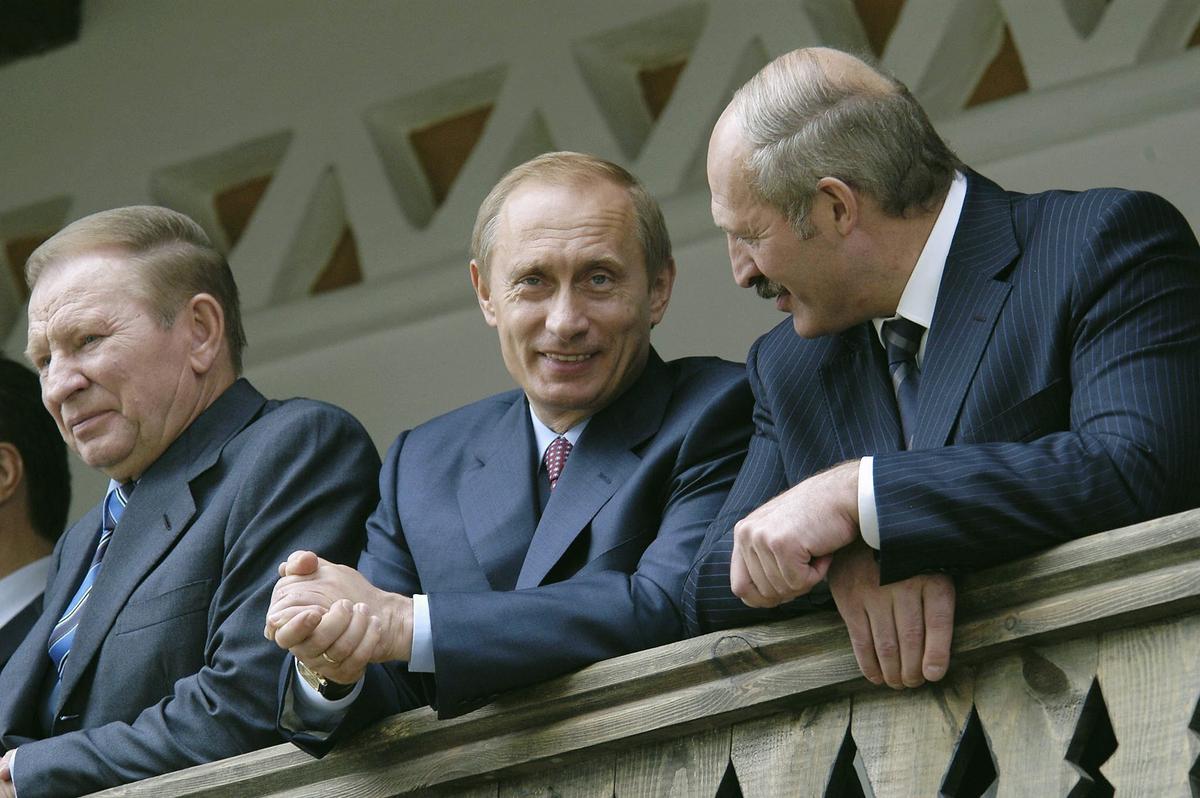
xmin=37 ymin=356 xmax=51 ymax=371
xmin=519 ymin=276 xmax=542 ymax=286
xmin=83 ymin=334 xmax=98 ymax=345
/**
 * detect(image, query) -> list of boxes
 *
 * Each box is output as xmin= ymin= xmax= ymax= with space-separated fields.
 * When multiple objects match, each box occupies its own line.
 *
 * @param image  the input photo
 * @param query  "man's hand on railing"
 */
xmin=264 ymin=551 xmax=414 ymax=685
xmin=828 ymin=542 xmax=955 ymax=689
xmin=729 ymin=461 xmax=860 ymax=607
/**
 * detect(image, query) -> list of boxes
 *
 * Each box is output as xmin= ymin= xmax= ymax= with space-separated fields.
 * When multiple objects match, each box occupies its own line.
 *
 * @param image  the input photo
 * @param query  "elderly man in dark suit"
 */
xmin=0 ymin=356 xmax=71 ymax=671
xmin=686 ymin=47 xmax=1200 ymax=690
xmin=267 ymin=152 xmax=752 ymax=754
xmin=0 ymin=207 xmax=379 ymax=797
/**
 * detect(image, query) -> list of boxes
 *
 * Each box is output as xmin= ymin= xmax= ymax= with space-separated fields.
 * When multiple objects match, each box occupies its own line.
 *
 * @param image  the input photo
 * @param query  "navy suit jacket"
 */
xmin=685 ymin=172 xmax=1200 ymax=633
xmin=0 ymin=379 xmax=379 ymax=797
xmin=283 ymin=351 xmax=751 ymax=755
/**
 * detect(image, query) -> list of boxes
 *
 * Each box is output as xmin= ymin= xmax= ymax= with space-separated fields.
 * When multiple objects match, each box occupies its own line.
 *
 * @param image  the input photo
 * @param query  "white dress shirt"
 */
xmin=0 ymin=557 xmax=49 ymax=630
xmin=858 ymin=171 xmax=967 ymax=548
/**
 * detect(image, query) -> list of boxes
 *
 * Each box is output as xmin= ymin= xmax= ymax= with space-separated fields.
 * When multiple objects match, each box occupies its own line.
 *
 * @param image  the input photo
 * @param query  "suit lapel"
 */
xmin=515 ymin=350 xmax=670 ymax=589
xmin=457 ymin=396 xmax=540 ymax=591
xmin=912 ymin=172 xmax=1018 ymax=449
xmin=56 ymin=380 xmax=265 ymax=702
xmin=820 ymin=325 xmax=904 ymax=458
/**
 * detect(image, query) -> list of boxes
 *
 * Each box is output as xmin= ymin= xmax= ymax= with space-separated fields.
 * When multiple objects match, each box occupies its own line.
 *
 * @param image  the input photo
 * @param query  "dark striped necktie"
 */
xmin=882 ymin=316 xmax=925 ymax=449
xmin=47 ymin=481 xmax=134 ymax=683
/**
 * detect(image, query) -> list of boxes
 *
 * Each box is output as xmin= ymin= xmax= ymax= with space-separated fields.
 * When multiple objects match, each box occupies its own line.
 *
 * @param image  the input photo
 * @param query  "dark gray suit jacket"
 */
xmin=685 ymin=172 xmax=1200 ymax=633
xmin=283 ymin=351 xmax=751 ymax=756
xmin=0 ymin=598 xmax=40 ymax=672
xmin=0 ymin=379 xmax=379 ymax=797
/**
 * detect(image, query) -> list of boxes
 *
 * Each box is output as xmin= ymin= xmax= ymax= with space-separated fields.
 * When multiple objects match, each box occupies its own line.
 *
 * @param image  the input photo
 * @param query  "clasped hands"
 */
xmin=265 ymin=551 xmax=413 ymax=686
xmin=729 ymin=461 xmax=955 ymax=689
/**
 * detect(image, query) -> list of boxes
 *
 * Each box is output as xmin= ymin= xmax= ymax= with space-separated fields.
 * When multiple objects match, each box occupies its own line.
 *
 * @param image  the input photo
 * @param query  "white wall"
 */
xmin=1 ymin=0 xmax=1197 ymax=519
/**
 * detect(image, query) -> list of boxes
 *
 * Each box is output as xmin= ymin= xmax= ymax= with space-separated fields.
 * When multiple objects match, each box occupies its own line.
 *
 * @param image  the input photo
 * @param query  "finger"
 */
xmin=730 ymin=544 xmax=764 ymax=607
xmin=741 ymin=542 xmax=780 ymax=602
xmin=922 ymin=577 xmax=956 ymax=682
xmin=283 ymin=550 xmax=320 ymax=577
xmin=839 ymin=601 xmax=882 ymax=686
xmin=320 ymin=602 xmax=373 ymax=666
xmin=271 ymin=608 xmax=323 ymax=650
xmin=866 ymin=600 xmax=902 ymax=689
xmin=266 ymin=604 xmax=325 ymax=639
xmin=290 ymin=599 xmax=354 ymax=663
xmin=892 ymin=584 xmax=926 ymax=688
xmin=329 ymin=606 xmax=383 ymax=684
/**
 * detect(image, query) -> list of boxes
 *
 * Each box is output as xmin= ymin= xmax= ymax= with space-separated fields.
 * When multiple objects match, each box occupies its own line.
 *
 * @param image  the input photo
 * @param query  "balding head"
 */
xmin=714 ymin=47 xmax=961 ymax=232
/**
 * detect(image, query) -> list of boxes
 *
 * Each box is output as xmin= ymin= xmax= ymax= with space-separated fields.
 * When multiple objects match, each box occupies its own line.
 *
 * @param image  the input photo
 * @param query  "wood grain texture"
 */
xmin=1098 ymin=613 xmax=1200 ymax=795
xmin=497 ymin=755 xmax=614 ymax=798
xmin=729 ymin=700 xmax=852 ymax=796
xmin=973 ymin=639 xmax=1097 ymax=797
xmin=613 ymin=726 xmax=729 ymax=797
xmin=851 ymin=667 xmax=974 ymax=798
xmin=82 ymin=509 xmax=1200 ymax=797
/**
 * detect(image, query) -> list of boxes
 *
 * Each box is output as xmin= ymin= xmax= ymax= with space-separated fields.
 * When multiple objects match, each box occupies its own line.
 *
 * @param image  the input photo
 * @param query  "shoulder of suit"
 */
xmin=401 ymin=388 xmax=525 ymax=440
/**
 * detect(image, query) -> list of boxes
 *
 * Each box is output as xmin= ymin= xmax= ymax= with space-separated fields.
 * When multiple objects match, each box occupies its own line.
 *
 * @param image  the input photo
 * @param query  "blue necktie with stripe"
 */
xmin=882 ymin=316 xmax=925 ymax=449
xmin=46 ymin=481 xmax=133 ymax=683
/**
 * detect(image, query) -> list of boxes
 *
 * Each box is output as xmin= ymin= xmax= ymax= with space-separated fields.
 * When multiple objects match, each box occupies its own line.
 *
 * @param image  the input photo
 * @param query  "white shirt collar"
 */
xmin=0 ymin=555 xmax=50 ymax=629
xmin=528 ymin=406 xmax=589 ymax=461
xmin=872 ymin=170 xmax=968 ymax=363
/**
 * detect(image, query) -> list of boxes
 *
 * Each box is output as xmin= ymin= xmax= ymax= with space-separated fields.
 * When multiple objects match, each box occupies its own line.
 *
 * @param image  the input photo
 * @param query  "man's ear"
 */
xmin=0 ymin=443 xmax=24 ymax=504
xmin=185 ymin=293 xmax=226 ymax=374
xmin=815 ymin=177 xmax=858 ymax=236
xmin=470 ymin=260 xmax=498 ymax=327
xmin=648 ymin=258 xmax=676 ymax=327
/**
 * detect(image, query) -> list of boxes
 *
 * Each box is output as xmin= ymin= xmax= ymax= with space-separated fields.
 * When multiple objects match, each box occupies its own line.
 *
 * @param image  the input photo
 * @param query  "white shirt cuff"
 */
xmin=858 ymin=456 xmax=880 ymax=550
xmin=409 ymin=593 xmax=435 ymax=673
xmin=7 ymin=748 xmax=17 ymax=798
xmin=293 ymin=659 xmax=364 ymax=712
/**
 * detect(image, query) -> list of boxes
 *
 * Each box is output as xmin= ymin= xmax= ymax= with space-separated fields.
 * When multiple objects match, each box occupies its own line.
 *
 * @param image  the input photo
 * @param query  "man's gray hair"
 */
xmin=732 ymin=49 xmax=962 ymax=232
xmin=25 ymin=205 xmax=248 ymax=374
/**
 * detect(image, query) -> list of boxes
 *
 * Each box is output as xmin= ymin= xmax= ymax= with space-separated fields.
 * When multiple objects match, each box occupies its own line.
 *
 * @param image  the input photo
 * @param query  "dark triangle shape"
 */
xmin=941 ymin=707 xmax=997 ymax=798
xmin=1065 ymin=678 xmax=1116 ymax=798
xmin=825 ymin=725 xmax=866 ymax=798
xmin=715 ymin=757 xmax=743 ymax=798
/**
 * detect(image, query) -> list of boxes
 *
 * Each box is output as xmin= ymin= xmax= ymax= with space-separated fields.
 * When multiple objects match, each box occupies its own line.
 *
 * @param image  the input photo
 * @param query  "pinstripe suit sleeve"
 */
xmin=874 ymin=190 xmax=1200 ymax=583
xmin=683 ymin=336 xmax=818 ymax=635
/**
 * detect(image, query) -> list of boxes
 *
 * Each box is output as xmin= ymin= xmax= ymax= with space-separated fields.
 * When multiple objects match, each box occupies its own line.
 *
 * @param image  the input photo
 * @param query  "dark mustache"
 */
xmin=751 ymin=276 xmax=787 ymax=299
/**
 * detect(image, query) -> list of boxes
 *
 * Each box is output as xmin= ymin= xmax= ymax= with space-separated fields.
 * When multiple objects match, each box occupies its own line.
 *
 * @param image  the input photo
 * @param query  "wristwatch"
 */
xmin=296 ymin=658 xmax=356 ymax=701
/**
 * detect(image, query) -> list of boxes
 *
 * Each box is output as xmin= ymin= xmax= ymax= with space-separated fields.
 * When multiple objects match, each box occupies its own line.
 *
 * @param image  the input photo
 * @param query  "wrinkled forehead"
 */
xmin=26 ymin=252 xmax=153 ymax=343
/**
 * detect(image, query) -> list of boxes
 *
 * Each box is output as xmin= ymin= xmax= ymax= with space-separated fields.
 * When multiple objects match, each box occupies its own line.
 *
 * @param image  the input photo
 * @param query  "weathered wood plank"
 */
xmin=497 ymin=755 xmax=614 ymax=798
xmin=729 ymin=700 xmax=852 ymax=796
xmin=1098 ymin=613 xmax=1200 ymax=795
xmin=851 ymin=667 xmax=974 ymax=797
xmin=972 ymin=639 xmax=1097 ymax=797
xmin=83 ymin=509 xmax=1200 ymax=798
xmin=613 ymin=726 xmax=729 ymax=797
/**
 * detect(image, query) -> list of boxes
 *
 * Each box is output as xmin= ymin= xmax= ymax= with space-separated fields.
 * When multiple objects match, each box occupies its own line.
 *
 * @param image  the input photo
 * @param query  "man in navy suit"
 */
xmin=267 ymin=152 xmax=752 ymax=753
xmin=0 ymin=207 xmax=379 ymax=797
xmin=0 ymin=356 xmax=71 ymax=672
xmin=686 ymin=47 xmax=1200 ymax=691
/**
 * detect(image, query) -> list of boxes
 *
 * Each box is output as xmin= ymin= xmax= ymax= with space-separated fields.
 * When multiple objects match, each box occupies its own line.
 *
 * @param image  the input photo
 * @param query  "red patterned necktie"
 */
xmin=544 ymin=436 xmax=572 ymax=490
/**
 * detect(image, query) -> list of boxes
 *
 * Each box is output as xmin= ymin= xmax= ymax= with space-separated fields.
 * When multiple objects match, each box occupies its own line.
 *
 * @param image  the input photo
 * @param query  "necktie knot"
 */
xmin=544 ymin=436 xmax=572 ymax=490
xmin=882 ymin=316 xmax=924 ymax=365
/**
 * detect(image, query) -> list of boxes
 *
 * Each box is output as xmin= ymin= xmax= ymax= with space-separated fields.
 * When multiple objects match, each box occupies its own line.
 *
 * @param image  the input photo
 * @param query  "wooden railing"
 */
xmin=91 ymin=509 xmax=1200 ymax=797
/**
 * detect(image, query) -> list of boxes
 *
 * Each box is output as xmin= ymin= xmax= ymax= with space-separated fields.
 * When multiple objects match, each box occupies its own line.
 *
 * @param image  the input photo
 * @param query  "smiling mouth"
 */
xmin=542 ymin=352 xmax=594 ymax=363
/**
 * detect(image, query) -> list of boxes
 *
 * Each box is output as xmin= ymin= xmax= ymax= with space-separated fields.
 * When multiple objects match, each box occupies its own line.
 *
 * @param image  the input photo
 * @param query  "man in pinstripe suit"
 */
xmin=685 ymin=47 xmax=1200 ymax=691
